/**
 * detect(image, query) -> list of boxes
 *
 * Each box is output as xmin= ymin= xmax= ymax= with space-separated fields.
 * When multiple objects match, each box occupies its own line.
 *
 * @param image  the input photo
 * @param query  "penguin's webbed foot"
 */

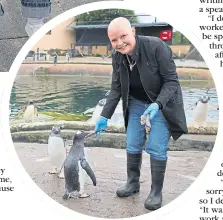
xmin=78 ymin=192 xmax=90 ymax=198
xmin=193 ymin=123 xmax=206 ymax=129
xmin=62 ymin=193 xmax=69 ymax=200
xmin=49 ymin=167 xmax=58 ymax=174
xmin=200 ymin=123 xmax=207 ymax=128
xmin=193 ymin=123 xmax=200 ymax=129
xmin=63 ymin=191 xmax=78 ymax=200
xmin=70 ymin=192 xmax=79 ymax=199
xmin=58 ymin=173 xmax=65 ymax=179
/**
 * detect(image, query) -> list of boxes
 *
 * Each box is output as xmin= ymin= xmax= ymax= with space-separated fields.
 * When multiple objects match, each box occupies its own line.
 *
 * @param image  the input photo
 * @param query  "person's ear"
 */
xmin=131 ymin=27 xmax=136 ymax=36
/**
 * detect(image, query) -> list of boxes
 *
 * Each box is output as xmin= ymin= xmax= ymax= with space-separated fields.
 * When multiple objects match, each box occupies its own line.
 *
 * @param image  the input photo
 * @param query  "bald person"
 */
xmin=94 ymin=17 xmax=188 ymax=210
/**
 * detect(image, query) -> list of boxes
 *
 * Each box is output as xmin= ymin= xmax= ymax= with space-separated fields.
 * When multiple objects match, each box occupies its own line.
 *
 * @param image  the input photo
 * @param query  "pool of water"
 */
xmin=10 ymin=75 xmax=219 ymax=123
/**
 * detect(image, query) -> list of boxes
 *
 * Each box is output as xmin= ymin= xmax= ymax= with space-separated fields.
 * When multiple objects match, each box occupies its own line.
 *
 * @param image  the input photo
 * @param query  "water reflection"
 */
xmin=10 ymin=75 xmax=218 ymax=123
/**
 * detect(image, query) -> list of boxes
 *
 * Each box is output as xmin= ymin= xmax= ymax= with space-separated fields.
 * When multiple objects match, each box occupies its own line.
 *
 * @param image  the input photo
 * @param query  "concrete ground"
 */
xmin=0 ymin=0 xmax=119 ymax=71
xmin=14 ymin=142 xmax=210 ymax=218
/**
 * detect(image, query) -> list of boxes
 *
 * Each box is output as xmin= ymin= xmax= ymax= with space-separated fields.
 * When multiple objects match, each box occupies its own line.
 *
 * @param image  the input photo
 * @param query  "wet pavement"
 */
xmin=14 ymin=142 xmax=211 ymax=218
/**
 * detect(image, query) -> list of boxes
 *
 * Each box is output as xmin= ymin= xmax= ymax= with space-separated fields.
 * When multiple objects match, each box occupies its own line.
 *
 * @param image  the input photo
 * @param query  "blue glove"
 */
xmin=94 ymin=116 xmax=108 ymax=136
xmin=143 ymin=103 xmax=159 ymax=121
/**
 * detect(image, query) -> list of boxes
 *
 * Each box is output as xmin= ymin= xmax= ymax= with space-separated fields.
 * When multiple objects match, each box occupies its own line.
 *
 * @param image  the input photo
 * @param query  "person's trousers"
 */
xmin=126 ymin=98 xmax=170 ymax=160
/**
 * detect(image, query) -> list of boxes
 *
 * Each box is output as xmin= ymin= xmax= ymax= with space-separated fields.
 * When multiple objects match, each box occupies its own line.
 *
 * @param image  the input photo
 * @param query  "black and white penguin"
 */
xmin=23 ymin=99 xmax=38 ymax=122
xmin=48 ymin=125 xmax=66 ymax=179
xmin=193 ymin=95 xmax=210 ymax=128
xmin=63 ymin=131 xmax=96 ymax=200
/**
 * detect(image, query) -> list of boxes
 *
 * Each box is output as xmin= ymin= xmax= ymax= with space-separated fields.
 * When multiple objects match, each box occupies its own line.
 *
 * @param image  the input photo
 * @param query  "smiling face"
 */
xmin=108 ymin=17 xmax=136 ymax=55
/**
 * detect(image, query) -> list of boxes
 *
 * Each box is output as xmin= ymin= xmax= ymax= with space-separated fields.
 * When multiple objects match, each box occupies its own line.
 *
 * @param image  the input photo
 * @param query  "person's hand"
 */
xmin=143 ymin=103 xmax=159 ymax=121
xmin=94 ymin=116 xmax=108 ymax=136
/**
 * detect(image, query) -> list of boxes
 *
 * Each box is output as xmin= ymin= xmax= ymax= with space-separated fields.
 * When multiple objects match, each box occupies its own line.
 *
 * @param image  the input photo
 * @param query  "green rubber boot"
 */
xmin=116 ymin=153 xmax=142 ymax=197
xmin=144 ymin=158 xmax=167 ymax=210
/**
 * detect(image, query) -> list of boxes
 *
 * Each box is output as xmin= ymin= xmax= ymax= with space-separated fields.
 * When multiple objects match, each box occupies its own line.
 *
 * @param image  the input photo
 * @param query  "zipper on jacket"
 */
xmin=123 ymin=60 xmax=129 ymax=113
xmin=137 ymin=64 xmax=154 ymax=103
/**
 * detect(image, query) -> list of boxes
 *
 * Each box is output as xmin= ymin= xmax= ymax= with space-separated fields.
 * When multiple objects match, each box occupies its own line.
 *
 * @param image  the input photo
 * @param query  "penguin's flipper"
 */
xmin=185 ymin=103 xmax=197 ymax=111
xmin=0 ymin=3 xmax=4 ymax=16
xmin=34 ymin=107 xmax=38 ymax=117
xmin=63 ymin=139 xmax=66 ymax=149
xmin=21 ymin=106 xmax=26 ymax=113
xmin=58 ymin=158 xmax=66 ymax=176
xmin=58 ymin=166 xmax=65 ymax=179
xmin=209 ymin=104 xmax=218 ymax=110
xmin=80 ymin=159 xmax=96 ymax=186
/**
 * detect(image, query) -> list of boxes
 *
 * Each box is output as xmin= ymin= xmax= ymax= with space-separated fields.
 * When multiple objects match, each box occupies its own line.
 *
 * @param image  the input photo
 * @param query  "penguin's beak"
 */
xmin=73 ymin=131 xmax=94 ymax=141
xmin=83 ymin=131 xmax=95 ymax=139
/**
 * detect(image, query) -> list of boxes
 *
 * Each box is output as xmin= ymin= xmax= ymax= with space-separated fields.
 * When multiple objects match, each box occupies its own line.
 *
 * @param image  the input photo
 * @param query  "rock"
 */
xmin=11 ymin=130 xmax=215 ymax=152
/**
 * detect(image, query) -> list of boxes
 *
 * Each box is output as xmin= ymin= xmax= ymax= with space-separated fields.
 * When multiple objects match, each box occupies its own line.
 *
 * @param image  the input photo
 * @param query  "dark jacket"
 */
xmin=101 ymin=35 xmax=188 ymax=140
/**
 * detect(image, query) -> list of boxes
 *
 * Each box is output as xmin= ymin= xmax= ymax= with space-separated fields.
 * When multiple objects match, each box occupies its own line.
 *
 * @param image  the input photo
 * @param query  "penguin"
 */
xmin=193 ymin=95 xmax=210 ymax=128
xmin=83 ymin=107 xmax=96 ymax=116
xmin=63 ymin=131 xmax=96 ymax=200
xmin=23 ymin=99 xmax=38 ymax=122
xmin=48 ymin=125 xmax=66 ymax=179
xmin=90 ymin=99 xmax=124 ymax=125
xmin=83 ymin=96 xmax=107 ymax=117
